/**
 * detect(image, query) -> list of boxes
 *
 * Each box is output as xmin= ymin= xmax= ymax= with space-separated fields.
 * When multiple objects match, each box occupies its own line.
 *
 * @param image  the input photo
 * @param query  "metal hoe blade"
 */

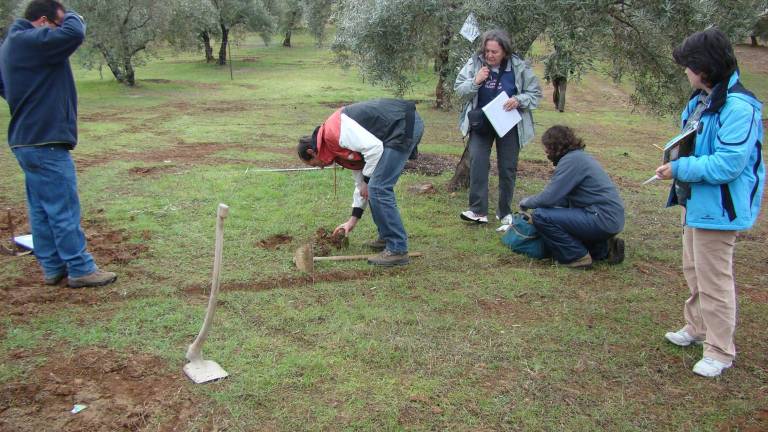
xmin=183 ymin=360 xmax=228 ymax=384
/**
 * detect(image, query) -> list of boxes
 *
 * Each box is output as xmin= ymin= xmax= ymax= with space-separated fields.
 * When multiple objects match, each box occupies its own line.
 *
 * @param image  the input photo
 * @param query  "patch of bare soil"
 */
xmin=404 ymin=153 xmax=458 ymax=177
xmin=320 ymin=100 xmax=355 ymax=109
xmin=0 ymin=206 xmax=30 ymax=254
xmin=77 ymin=140 xmax=247 ymax=170
xmin=0 ymin=347 xmax=208 ymax=432
xmin=183 ymin=269 xmax=379 ymax=296
xmin=718 ymin=407 xmax=768 ymax=432
xmin=516 ymin=159 xmax=553 ymax=181
xmin=256 ymin=233 xmax=293 ymax=250
xmin=0 ymin=210 xmax=148 ymax=318
xmin=127 ymin=165 xmax=178 ymax=177
xmin=735 ymin=44 xmax=768 ymax=75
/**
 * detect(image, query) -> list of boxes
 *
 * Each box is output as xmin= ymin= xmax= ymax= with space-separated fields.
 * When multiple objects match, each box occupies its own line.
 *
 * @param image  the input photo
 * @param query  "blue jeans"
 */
xmin=12 ymin=145 xmax=96 ymax=278
xmin=368 ymin=114 xmax=424 ymax=254
xmin=532 ymin=207 xmax=615 ymax=264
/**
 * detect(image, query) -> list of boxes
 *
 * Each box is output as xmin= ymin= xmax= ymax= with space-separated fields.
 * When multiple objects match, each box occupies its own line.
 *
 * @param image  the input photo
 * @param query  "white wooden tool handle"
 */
xmin=186 ymin=203 xmax=229 ymax=362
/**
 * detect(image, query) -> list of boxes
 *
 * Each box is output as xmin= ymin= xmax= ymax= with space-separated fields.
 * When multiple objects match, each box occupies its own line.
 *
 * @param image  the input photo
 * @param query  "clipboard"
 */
xmin=662 ymin=121 xmax=698 ymax=163
xmin=642 ymin=121 xmax=698 ymax=185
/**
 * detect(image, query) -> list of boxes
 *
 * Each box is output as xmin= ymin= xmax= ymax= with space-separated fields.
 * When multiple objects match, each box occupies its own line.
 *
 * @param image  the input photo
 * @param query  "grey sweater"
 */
xmin=521 ymin=150 xmax=625 ymax=233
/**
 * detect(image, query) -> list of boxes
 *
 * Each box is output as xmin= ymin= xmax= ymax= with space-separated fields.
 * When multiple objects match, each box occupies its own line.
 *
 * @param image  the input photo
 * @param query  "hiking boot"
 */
xmin=68 ymin=269 xmax=117 ymax=288
xmin=664 ymin=329 xmax=704 ymax=347
xmin=460 ymin=210 xmax=488 ymax=224
xmin=368 ymin=250 xmax=410 ymax=266
xmin=44 ymin=272 xmax=67 ymax=286
xmin=364 ymin=238 xmax=387 ymax=252
xmin=606 ymin=236 xmax=625 ymax=264
xmin=563 ymin=253 xmax=592 ymax=269
xmin=692 ymin=357 xmax=732 ymax=377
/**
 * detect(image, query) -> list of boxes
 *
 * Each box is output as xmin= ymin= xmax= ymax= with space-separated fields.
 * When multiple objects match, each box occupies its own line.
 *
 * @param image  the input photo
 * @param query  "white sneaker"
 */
xmin=692 ymin=357 xmax=732 ymax=377
xmin=497 ymin=214 xmax=513 ymax=225
xmin=664 ymin=329 xmax=704 ymax=347
xmin=460 ymin=210 xmax=488 ymax=224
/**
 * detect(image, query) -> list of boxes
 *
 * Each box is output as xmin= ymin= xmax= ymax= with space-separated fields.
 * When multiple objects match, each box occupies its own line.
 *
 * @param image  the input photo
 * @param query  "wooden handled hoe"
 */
xmin=293 ymin=243 xmax=422 ymax=273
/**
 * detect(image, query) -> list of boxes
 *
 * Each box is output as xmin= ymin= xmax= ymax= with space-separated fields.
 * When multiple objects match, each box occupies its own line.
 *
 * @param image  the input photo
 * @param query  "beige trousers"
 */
xmin=681 ymin=221 xmax=738 ymax=363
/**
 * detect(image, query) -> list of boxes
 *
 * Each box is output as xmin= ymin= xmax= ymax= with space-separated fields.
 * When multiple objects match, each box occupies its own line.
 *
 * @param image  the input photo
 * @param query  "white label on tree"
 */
xmin=460 ymin=13 xmax=480 ymax=42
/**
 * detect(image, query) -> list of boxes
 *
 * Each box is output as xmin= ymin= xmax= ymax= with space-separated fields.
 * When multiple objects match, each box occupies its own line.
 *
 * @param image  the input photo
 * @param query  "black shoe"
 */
xmin=606 ymin=237 xmax=625 ymax=264
xmin=368 ymin=250 xmax=410 ymax=266
xmin=364 ymin=238 xmax=387 ymax=252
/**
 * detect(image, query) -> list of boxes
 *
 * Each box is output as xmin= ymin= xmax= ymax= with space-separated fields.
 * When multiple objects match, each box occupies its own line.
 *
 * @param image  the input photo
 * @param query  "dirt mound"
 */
xmin=256 ymin=233 xmax=293 ymax=249
xmin=0 ymin=347 xmax=206 ymax=431
xmin=407 ymin=183 xmax=437 ymax=195
xmin=404 ymin=153 xmax=457 ymax=176
xmin=313 ymin=227 xmax=348 ymax=257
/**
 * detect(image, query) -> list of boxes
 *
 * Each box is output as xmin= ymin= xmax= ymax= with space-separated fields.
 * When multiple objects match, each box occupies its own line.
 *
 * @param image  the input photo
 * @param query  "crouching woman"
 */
xmin=519 ymin=125 xmax=625 ymax=268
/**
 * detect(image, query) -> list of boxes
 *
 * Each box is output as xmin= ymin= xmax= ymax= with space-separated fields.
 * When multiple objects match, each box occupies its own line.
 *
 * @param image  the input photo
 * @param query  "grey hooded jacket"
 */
xmin=454 ymin=53 xmax=542 ymax=146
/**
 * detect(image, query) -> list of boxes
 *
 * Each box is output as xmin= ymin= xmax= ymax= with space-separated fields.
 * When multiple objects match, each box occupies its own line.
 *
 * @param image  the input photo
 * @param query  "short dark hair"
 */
xmin=673 ymin=28 xmax=737 ymax=87
xmin=297 ymin=135 xmax=314 ymax=161
xmin=541 ymin=125 xmax=585 ymax=165
xmin=24 ymin=0 xmax=65 ymax=22
xmin=476 ymin=29 xmax=514 ymax=60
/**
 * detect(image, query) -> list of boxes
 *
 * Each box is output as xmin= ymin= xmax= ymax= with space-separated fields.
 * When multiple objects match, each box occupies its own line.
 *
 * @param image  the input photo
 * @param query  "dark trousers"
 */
xmin=468 ymin=127 xmax=520 ymax=218
xmin=532 ymin=207 xmax=615 ymax=264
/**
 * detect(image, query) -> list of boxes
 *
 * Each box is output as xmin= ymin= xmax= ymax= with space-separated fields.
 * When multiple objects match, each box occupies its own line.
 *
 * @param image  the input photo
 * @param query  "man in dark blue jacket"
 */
xmin=0 ymin=0 xmax=116 ymax=288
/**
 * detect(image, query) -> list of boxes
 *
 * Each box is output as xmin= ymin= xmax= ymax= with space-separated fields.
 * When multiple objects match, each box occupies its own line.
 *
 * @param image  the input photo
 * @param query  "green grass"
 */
xmin=0 ymin=32 xmax=766 ymax=431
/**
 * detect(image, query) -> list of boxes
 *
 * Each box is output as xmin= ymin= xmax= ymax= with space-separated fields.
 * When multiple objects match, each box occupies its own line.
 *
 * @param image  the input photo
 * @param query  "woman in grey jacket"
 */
xmin=454 ymin=29 xmax=542 ymax=226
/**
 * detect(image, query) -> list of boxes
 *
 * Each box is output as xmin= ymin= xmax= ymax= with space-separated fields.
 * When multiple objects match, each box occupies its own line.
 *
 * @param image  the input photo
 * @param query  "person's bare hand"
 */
xmin=474 ymin=66 xmax=490 ymax=85
xmin=655 ymin=163 xmax=673 ymax=180
xmin=333 ymin=217 xmax=358 ymax=236
xmin=503 ymin=97 xmax=520 ymax=111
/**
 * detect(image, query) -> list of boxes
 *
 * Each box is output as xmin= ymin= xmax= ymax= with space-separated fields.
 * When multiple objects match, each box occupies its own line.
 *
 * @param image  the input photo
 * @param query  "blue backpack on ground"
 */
xmin=501 ymin=213 xmax=551 ymax=259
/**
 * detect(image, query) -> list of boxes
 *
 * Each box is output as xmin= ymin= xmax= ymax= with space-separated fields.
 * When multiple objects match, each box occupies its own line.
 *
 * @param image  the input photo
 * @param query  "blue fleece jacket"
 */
xmin=669 ymin=71 xmax=765 ymax=231
xmin=0 ymin=12 xmax=85 ymax=148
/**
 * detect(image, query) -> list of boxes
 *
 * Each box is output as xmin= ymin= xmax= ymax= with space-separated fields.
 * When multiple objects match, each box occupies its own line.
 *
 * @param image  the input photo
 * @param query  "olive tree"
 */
xmin=167 ymin=0 xmax=220 ymax=63
xmin=335 ymin=0 xmax=767 ymax=188
xmin=334 ymin=0 xmax=465 ymax=108
xmin=66 ymin=0 xmax=173 ymax=86
xmin=209 ymin=0 xmax=275 ymax=64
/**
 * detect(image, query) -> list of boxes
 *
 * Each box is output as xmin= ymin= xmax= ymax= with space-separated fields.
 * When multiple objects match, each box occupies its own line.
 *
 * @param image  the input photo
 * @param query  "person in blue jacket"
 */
xmin=656 ymin=28 xmax=764 ymax=378
xmin=0 ymin=0 xmax=117 ymax=288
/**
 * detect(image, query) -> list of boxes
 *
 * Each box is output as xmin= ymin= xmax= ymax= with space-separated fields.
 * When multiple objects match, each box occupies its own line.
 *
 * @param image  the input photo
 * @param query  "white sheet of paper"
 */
xmin=460 ymin=13 xmax=480 ymax=42
xmin=14 ymin=234 xmax=33 ymax=250
xmin=481 ymin=92 xmax=522 ymax=137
